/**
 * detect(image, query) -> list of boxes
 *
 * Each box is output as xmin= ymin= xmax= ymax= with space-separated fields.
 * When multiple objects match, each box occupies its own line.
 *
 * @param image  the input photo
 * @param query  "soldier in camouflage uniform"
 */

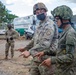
xmin=35 ymin=5 xmax=76 ymax=75
xmin=5 ymin=24 xmax=19 ymax=59
xmin=18 ymin=2 xmax=58 ymax=75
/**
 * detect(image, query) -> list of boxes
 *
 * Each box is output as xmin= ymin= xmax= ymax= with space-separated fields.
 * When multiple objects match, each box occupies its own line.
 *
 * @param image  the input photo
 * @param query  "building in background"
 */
xmin=13 ymin=15 xmax=38 ymax=36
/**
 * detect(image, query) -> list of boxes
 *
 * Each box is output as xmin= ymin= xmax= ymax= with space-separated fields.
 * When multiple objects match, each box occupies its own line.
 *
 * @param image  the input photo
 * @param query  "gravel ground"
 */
xmin=0 ymin=35 xmax=76 ymax=75
xmin=0 ymin=37 xmax=32 ymax=75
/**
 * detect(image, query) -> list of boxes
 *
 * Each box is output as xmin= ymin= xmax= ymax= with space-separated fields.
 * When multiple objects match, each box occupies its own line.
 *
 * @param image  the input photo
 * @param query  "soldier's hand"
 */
xmin=19 ymin=51 xmax=30 ymax=58
xmin=40 ymin=58 xmax=51 ymax=68
xmin=34 ymin=52 xmax=44 ymax=60
xmin=15 ymin=48 xmax=25 ymax=52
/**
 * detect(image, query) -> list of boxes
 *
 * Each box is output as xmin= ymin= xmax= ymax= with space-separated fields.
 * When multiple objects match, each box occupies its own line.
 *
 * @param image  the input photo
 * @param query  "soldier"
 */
xmin=35 ymin=5 xmax=76 ymax=75
xmin=18 ymin=2 xmax=58 ymax=75
xmin=5 ymin=24 xmax=19 ymax=59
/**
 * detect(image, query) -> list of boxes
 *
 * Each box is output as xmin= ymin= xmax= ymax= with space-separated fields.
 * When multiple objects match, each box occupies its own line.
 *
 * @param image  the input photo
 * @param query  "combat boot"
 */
xmin=11 ymin=55 xmax=14 ymax=59
xmin=5 ymin=56 xmax=8 ymax=60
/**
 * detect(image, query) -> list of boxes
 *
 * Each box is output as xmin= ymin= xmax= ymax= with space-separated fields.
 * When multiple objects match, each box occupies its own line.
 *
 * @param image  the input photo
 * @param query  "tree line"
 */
xmin=0 ymin=1 xmax=18 ymax=24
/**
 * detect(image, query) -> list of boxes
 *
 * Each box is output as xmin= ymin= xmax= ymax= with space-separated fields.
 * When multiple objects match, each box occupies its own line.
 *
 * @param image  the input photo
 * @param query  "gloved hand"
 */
xmin=10 ymin=37 xmax=13 ymax=40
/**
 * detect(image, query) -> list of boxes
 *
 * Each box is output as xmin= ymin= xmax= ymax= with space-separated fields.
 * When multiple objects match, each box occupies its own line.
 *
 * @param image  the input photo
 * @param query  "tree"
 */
xmin=0 ymin=1 xmax=6 ymax=23
xmin=0 ymin=1 xmax=18 ymax=23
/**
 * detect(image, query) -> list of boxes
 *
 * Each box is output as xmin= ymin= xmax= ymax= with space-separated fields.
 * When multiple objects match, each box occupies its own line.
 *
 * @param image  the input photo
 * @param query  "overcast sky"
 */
xmin=0 ymin=0 xmax=76 ymax=17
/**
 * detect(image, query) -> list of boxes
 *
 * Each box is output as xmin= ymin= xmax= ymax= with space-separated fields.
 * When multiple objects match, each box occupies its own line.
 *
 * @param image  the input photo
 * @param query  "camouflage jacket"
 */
xmin=5 ymin=29 xmax=19 ymax=43
xmin=24 ymin=16 xmax=58 ymax=57
xmin=45 ymin=25 xmax=76 ymax=68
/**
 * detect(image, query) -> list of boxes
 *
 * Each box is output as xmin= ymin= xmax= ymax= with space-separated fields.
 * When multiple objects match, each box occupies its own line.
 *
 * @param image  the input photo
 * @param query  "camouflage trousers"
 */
xmin=30 ymin=59 xmax=55 ymax=75
xmin=53 ymin=66 xmax=76 ymax=75
xmin=5 ymin=42 xmax=14 ymax=58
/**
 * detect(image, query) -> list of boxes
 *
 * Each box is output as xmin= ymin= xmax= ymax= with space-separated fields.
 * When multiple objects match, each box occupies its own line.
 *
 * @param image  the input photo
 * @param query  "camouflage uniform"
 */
xmin=44 ymin=5 xmax=76 ymax=75
xmin=5 ymin=28 xmax=19 ymax=59
xmin=24 ymin=16 xmax=58 ymax=75
xmin=49 ymin=26 xmax=76 ymax=75
xmin=23 ymin=2 xmax=58 ymax=75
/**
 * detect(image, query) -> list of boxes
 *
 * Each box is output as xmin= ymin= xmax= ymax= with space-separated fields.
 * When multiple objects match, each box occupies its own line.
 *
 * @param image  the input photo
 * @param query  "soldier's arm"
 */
xmin=43 ymin=49 xmax=56 ymax=56
xmin=5 ymin=31 xmax=8 ymax=39
xmin=12 ymin=29 xmax=20 ymax=39
xmin=24 ymin=39 xmax=34 ymax=51
xmin=42 ymin=23 xmax=58 ymax=56
xmin=29 ymin=23 xmax=55 ymax=56
xmin=51 ymin=31 xmax=75 ymax=64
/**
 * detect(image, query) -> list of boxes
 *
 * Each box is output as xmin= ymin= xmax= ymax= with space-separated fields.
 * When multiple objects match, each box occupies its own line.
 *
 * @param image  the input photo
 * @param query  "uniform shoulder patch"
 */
xmin=46 ymin=29 xmax=51 ymax=35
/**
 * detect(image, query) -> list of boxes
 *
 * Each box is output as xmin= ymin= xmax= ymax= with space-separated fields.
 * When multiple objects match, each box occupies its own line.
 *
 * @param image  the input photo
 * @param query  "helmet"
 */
xmin=33 ymin=2 xmax=48 ymax=15
xmin=51 ymin=5 xmax=73 ymax=20
xmin=7 ymin=24 xmax=12 ymax=28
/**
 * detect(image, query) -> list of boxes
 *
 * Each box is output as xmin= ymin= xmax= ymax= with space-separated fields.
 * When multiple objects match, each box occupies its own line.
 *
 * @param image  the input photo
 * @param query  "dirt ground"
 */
xmin=0 ymin=37 xmax=32 ymax=75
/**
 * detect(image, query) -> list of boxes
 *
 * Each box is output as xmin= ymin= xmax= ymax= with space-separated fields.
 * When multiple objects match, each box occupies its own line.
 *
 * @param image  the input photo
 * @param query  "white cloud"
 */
xmin=6 ymin=0 xmax=17 ymax=4
xmin=64 ymin=0 xmax=76 ymax=3
xmin=1 ymin=0 xmax=76 ymax=17
xmin=22 ymin=0 xmax=34 ymax=3
xmin=22 ymin=0 xmax=34 ymax=6
xmin=36 ymin=0 xmax=51 ymax=3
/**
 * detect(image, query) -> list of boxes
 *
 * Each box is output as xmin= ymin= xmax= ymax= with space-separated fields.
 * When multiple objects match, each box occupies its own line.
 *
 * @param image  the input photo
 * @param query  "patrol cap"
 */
xmin=33 ymin=2 xmax=48 ymax=15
